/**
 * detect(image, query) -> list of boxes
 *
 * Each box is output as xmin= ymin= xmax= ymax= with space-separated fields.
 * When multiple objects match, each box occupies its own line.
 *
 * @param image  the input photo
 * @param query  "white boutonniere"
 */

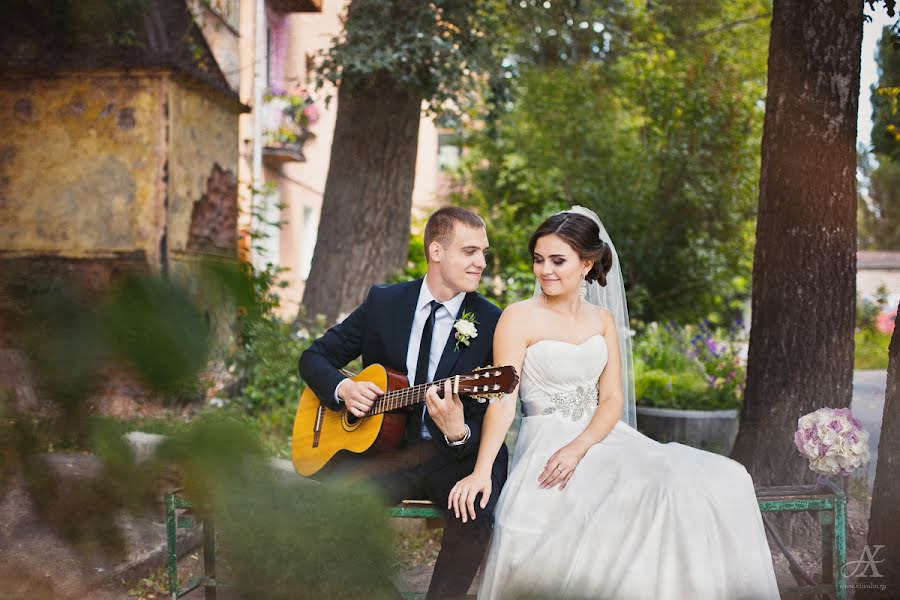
xmin=453 ymin=310 xmax=478 ymax=351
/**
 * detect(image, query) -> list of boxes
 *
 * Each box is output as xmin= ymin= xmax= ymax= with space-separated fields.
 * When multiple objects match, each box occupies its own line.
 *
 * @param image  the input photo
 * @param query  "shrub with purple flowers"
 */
xmin=634 ymin=320 xmax=747 ymax=410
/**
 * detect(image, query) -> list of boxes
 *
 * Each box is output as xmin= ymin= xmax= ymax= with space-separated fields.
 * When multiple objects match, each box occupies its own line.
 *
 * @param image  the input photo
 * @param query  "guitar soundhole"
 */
xmin=342 ymin=409 xmax=363 ymax=432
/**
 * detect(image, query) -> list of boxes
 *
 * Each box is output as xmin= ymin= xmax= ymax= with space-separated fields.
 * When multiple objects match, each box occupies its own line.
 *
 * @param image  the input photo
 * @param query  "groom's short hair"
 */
xmin=423 ymin=207 xmax=485 ymax=262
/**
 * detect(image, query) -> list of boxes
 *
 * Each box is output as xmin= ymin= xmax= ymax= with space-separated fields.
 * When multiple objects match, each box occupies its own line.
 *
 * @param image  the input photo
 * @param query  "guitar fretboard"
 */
xmin=370 ymin=377 xmax=455 ymax=415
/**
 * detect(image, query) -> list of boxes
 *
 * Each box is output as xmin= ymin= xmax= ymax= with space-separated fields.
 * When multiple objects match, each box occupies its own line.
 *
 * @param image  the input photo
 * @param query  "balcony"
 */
xmin=261 ymin=89 xmax=318 ymax=165
xmin=267 ymin=0 xmax=322 ymax=13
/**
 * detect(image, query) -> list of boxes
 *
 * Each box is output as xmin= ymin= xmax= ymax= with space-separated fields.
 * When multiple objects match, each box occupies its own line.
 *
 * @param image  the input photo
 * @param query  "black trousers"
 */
xmin=315 ymin=438 xmax=507 ymax=600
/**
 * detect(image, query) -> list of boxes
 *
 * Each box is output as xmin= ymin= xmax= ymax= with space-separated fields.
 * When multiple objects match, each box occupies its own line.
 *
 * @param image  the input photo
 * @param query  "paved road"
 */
xmin=851 ymin=370 xmax=887 ymax=489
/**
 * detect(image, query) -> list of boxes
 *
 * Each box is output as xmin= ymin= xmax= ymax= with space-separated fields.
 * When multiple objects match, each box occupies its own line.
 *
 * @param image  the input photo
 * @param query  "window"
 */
xmin=254 ymin=187 xmax=282 ymax=270
xmin=301 ymin=206 xmax=319 ymax=280
xmin=438 ymin=132 xmax=461 ymax=172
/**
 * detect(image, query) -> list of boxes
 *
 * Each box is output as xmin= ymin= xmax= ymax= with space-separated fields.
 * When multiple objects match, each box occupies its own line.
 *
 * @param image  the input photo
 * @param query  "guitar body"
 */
xmin=292 ymin=363 xmax=518 ymax=477
xmin=291 ymin=364 xmax=410 ymax=477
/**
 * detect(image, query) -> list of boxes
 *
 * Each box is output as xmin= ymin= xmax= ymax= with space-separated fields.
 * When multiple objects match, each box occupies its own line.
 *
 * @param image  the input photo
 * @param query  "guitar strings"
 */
xmin=371 ymin=377 xmax=455 ymax=415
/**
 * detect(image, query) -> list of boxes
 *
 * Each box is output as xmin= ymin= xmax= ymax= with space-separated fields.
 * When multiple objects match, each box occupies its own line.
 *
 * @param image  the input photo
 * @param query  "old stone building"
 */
xmin=0 ymin=0 xmax=247 ymax=412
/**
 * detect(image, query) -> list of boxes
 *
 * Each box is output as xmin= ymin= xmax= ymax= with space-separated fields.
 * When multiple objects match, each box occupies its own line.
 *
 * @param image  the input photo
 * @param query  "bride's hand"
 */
xmin=539 ymin=441 xmax=589 ymax=490
xmin=448 ymin=471 xmax=492 ymax=523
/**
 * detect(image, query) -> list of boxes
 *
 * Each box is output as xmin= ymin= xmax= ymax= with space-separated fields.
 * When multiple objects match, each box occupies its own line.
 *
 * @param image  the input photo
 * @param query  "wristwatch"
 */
xmin=444 ymin=424 xmax=471 ymax=447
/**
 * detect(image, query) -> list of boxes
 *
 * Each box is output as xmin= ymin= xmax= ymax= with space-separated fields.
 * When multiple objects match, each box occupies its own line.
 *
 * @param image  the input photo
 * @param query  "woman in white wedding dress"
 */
xmin=448 ymin=207 xmax=780 ymax=600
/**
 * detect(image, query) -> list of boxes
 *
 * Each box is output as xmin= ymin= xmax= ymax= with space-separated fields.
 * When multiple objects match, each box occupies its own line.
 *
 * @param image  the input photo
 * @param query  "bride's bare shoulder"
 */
xmin=583 ymin=304 xmax=614 ymax=333
xmin=498 ymin=298 xmax=541 ymax=329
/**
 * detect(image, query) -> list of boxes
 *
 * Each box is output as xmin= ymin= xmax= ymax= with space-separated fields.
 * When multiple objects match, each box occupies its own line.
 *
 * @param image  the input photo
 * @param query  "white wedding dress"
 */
xmin=478 ymin=334 xmax=781 ymax=600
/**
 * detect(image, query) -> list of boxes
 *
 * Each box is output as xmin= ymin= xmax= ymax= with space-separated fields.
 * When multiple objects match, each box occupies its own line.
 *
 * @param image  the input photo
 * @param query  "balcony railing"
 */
xmin=267 ymin=0 xmax=322 ymax=13
xmin=261 ymin=89 xmax=318 ymax=164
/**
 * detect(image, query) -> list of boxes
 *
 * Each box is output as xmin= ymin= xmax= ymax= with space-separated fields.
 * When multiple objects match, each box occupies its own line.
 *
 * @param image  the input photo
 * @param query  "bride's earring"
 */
xmin=579 ymin=275 xmax=588 ymax=302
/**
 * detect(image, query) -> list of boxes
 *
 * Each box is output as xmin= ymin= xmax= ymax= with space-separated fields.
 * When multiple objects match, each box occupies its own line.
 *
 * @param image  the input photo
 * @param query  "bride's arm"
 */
xmin=449 ymin=305 xmax=528 ymax=522
xmin=540 ymin=309 xmax=624 ymax=490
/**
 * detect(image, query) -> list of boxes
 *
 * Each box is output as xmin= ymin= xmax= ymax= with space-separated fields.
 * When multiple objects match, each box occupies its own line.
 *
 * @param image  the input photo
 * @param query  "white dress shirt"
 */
xmin=334 ymin=279 xmax=466 ymax=440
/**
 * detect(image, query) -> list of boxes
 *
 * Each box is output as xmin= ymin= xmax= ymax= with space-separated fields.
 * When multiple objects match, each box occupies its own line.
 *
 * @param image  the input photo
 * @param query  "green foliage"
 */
xmin=102 ymin=275 xmax=210 ymax=395
xmin=315 ymin=0 xmax=504 ymax=111
xmin=455 ymin=0 xmax=768 ymax=323
xmin=227 ymin=261 xmax=326 ymax=414
xmin=214 ymin=477 xmax=395 ymax=599
xmin=153 ymin=417 xmax=395 ymax=598
xmin=857 ymin=285 xmax=890 ymax=329
xmin=872 ymin=24 xmax=900 ymax=159
xmin=860 ymin=24 xmax=900 ymax=249
xmin=390 ymin=220 xmax=428 ymax=283
xmin=855 ymin=328 xmax=892 ymax=369
xmin=855 ymin=285 xmax=892 ymax=369
xmin=634 ymin=321 xmax=746 ymax=410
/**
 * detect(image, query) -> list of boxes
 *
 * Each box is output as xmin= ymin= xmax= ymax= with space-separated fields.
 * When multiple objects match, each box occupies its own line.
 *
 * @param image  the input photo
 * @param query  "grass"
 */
xmin=855 ymin=328 xmax=891 ymax=370
xmin=392 ymin=526 xmax=443 ymax=570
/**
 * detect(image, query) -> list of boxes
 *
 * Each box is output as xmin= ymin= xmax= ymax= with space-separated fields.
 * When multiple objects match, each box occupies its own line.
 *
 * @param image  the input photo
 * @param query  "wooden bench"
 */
xmin=166 ymin=481 xmax=847 ymax=600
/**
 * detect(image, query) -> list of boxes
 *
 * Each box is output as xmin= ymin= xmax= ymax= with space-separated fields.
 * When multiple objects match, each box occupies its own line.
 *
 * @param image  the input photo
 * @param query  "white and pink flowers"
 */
xmin=794 ymin=407 xmax=870 ymax=477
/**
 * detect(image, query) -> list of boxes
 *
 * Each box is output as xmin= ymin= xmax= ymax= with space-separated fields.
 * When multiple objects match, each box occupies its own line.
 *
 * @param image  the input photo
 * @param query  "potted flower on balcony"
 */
xmin=633 ymin=321 xmax=747 ymax=454
xmin=262 ymin=86 xmax=319 ymax=162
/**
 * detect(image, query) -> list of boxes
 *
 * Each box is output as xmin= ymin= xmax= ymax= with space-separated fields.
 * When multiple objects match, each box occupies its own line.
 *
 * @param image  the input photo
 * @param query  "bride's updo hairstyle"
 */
xmin=528 ymin=213 xmax=613 ymax=286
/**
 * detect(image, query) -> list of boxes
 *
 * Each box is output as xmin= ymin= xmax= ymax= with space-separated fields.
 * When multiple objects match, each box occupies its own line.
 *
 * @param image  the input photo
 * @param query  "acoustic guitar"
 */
xmin=291 ymin=364 xmax=518 ymax=476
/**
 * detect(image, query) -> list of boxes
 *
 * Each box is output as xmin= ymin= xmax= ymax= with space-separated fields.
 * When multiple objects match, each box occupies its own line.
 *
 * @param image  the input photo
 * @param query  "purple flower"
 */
xmin=850 ymin=415 xmax=863 ymax=430
xmin=849 ymin=432 xmax=859 ymax=444
xmin=706 ymin=338 xmax=717 ymax=353
xmin=828 ymin=420 xmax=842 ymax=433
xmin=818 ymin=442 xmax=829 ymax=457
xmin=805 ymin=427 xmax=816 ymax=441
xmin=794 ymin=430 xmax=804 ymax=451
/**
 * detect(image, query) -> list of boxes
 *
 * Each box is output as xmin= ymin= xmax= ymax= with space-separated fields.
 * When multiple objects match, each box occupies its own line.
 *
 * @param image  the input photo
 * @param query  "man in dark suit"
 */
xmin=298 ymin=206 xmax=508 ymax=600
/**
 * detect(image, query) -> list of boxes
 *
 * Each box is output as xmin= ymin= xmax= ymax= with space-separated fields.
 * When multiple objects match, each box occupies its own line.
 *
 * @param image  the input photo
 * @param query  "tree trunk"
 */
xmin=730 ymin=0 xmax=863 ymax=544
xmin=857 ymin=301 xmax=900 ymax=598
xmin=302 ymin=71 xmax=422 ymax=323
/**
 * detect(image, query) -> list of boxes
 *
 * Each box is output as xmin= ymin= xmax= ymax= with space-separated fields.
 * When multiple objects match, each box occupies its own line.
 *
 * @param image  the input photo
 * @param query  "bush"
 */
xmin=633 ymin=321 xmax=746 ymax=410
xmin=855 ymin=328 xmax=891 ymax=370
xmin=634 ymin=368 xmax=710 ymax=410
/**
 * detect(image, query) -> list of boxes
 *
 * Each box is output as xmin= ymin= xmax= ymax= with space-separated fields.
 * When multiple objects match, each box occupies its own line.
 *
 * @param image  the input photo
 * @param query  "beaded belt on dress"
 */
xmin=540 ymin=384 xmax=599 ymax=421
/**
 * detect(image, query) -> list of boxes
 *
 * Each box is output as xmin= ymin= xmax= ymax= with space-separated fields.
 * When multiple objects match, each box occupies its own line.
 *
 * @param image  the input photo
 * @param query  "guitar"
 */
xmin=291 ymin=364 xmax=519 ymax=476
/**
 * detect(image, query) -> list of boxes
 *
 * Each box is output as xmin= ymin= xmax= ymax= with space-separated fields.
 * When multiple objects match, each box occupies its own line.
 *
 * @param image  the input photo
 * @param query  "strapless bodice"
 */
xmin=519 ymin=334 xmax=607 ymax=420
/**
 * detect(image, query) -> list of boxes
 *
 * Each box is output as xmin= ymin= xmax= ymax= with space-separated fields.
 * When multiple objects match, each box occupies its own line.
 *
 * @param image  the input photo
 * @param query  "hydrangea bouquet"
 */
xmin=794 ymin=407 xmax=870 ymax=477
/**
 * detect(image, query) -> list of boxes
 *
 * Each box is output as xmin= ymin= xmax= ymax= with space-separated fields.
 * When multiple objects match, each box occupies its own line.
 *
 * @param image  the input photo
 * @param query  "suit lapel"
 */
xmin=433 ymin=292 xmax=478 ymax=381
xmin=395 ymin=278 xmax=423 ymax=370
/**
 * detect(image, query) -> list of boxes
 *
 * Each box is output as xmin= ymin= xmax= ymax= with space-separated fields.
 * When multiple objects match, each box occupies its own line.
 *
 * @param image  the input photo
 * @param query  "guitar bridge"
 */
xmin=312 ymin=405 xmax=324 ymax=448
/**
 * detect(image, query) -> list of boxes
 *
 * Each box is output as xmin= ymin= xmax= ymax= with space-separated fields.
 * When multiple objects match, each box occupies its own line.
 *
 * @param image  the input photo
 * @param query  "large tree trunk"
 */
xmin=730 ymin=0 xmax=863 ymax=543
xmin=857 ymin=301 xmax=900 ymax=598
xmin=302 ymin=71 xmax=422 ymax=322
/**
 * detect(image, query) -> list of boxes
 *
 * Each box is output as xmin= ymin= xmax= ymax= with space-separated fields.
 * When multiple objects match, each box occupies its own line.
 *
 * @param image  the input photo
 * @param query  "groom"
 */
xmin=298 ymin=206 xmax=508 ymax=599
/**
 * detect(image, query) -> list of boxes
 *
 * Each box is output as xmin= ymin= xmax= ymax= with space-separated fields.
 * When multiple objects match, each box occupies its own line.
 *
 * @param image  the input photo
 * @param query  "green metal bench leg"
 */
xmin=166 ymin=493 xmax=179 ymax=600
xmin=833 ymin=490 xmax=847 ymax=600
xmin=203 ymin=514 xmax=217 ymax=600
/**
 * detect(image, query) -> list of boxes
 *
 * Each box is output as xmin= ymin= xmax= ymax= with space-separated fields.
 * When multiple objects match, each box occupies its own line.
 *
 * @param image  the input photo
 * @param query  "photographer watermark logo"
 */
xmin=844 ymin=545 xmax=885 ymax=583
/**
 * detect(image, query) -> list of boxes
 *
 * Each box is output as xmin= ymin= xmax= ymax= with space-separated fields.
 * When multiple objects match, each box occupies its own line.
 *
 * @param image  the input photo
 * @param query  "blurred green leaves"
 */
xmin=101 ymin=275 xmax=209 ymax=394
xmin=1 ymin=257 xmax=396 ymax=596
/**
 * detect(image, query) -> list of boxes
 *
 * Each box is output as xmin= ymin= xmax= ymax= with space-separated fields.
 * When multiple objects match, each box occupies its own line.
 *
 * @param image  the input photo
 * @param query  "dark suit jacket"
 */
xmin=298 ymin=278 xmax=505 ymax=465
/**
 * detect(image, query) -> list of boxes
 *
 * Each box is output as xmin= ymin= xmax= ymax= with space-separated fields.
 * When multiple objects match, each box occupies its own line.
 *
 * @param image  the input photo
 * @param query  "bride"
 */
xmin=448 ymin=207 xmax=780 ymax=599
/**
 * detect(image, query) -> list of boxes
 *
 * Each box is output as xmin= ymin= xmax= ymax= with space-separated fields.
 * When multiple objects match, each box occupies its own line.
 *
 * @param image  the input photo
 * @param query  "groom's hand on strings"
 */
xmin=425 ymin=379 xmax=466 ymax=441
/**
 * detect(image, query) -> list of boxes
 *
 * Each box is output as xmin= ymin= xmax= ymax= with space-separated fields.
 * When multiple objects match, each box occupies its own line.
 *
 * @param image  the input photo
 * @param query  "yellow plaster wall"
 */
xmin=0 ymin=74 xmax=165 ymax=261
xmin=165 ymin=79 xmax=240 ymax=254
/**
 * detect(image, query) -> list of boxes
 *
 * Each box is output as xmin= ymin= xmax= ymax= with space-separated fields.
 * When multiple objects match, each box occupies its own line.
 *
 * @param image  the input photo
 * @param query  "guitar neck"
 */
xmin=371 ymin=377 xmax=452 ymax=415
